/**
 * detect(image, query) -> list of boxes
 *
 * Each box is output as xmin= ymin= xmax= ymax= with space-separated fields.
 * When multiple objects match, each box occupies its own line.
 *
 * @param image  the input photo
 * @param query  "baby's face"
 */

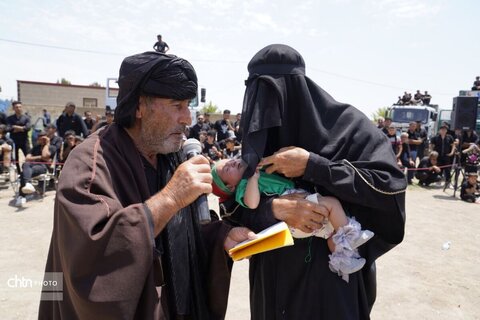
xmin=216 ymin=159 xmax=247 ymax=188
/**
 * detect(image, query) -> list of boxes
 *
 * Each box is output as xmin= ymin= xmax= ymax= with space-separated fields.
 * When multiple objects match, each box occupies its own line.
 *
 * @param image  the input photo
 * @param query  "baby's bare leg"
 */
xmin=318 ymin=196 xmax=348 ymax=252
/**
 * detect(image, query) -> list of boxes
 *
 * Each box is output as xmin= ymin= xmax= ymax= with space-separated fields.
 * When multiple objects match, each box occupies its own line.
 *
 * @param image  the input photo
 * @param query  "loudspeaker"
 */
xmin=451 ymin=96 xmax=478 ymax=130
xmin=200 ymin=88 xmax=206 ymax=103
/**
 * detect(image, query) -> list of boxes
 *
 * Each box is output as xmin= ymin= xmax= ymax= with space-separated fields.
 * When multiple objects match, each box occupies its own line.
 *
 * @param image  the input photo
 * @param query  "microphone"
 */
xmin=182 ymin=138 xmax=211 ymax=224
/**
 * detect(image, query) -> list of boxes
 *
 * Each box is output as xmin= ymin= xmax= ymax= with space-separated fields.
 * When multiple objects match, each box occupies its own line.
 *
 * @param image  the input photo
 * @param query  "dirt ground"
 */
xmin=0 ymin=182 xmax=479 ymax=319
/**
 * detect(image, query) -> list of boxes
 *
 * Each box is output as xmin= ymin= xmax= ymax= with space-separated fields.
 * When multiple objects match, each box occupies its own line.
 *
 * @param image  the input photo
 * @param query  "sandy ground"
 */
xmin=0 ymin=182 xmax=479 ymax=319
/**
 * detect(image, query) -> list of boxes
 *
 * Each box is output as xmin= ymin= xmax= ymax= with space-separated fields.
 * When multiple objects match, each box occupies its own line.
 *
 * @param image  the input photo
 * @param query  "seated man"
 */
xmin=60 ymin=130 xmax=84 ymax=162
xmin=460 ymin=172 xmax=480 ymax=203
xmin=415 ymin=151 xmax=442 ymax=186
xmin=421 ymin=91 xmax=432 ymax=105
xmin=0 ymin=124 xmax=13 ymax=180
xmin=16 ymin=131 xmax=56 ymax=206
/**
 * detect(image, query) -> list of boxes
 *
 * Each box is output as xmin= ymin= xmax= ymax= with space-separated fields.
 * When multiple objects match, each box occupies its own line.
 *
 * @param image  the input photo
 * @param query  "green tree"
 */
xmin=372 ymin=106 xmax=389 ymax=121
xmin=89 ymin=82 xmax=102 ymax=87
xmin=56 ymin=78 xmax=71 ymax=85
xmin=201 ymin=101 xmax=219 ymax=114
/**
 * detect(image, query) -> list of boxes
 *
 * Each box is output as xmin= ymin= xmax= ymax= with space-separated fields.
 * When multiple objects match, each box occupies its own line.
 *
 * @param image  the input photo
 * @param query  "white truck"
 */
xmin=388 ymin=104 xmax=439 ymax=139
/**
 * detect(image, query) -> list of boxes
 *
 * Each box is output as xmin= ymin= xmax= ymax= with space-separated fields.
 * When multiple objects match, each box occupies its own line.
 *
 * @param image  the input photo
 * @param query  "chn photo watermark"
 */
xmin=0 ymin=272 xmax=63 ymax=301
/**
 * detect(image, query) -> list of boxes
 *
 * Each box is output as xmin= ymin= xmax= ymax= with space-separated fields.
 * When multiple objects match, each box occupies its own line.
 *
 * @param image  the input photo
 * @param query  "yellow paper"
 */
xmin=229 ymin=222 xmax=294 ymax=261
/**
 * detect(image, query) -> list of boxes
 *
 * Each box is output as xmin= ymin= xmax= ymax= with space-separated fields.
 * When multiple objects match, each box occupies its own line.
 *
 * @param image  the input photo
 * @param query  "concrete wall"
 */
xmin=13 ymin=81 xmax=119 ymax=122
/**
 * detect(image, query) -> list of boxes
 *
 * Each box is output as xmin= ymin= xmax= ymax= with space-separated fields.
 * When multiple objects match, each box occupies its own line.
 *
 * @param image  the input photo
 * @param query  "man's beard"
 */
xmin=140 ymin=122 xmax=185 ymax=155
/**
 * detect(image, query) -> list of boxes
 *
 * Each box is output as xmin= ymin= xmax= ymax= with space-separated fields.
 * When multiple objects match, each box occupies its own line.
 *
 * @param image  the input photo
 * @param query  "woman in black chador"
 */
xmin=222 ymin=44 xmax=406 ymax=319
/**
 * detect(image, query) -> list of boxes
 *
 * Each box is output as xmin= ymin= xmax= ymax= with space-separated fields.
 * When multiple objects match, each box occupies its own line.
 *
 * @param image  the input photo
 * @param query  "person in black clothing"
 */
xmin=222 ymin=136 xmax=240 ymax=159
xmin=153 ymin=34 xmax=169 ymax=53
xmin=45 ymin=123 xmax=63 ymax=156
xmin=203 ymin=112 xmax=212 ymax=130
xmin=233 ymin=113 xmax=243 ymax=143
xmin=400 ymin=132 xmax=415 ymax=182
xmin=15 ymin=131 xmax=56 ymax=206
xmin=56 ymin=102 xmax=89 ymax=138
xmin=189 ymin=114 xmax=210 ymax=140
xmin=413 ymin=90 xmax=423 ymax=104
xmin=460 ymin=172 xmax=480 ymax=203
xmin=416 ymin=121 xmax=428 ymax=161
xmin=472 ymin=76 xmax=480 ymax=91
xmin=83 ymin=111 xmax=96 ymax=134
xmin=213 ymin=109 xmax=234 ymax=146
xmin=382 ymin=117 xmax=392 ymax=134
xmin=6 ymin=101 xmax=31 ymax=172
xmin=202 ymin=130 xmax=222 ymax=164
xmin=415 ymin=151 xmax=442 ymax=186
xmin=430 ymin=125 xmax=455 ymax=186
xmin=421 ymin=91 xmax=431 ymax=105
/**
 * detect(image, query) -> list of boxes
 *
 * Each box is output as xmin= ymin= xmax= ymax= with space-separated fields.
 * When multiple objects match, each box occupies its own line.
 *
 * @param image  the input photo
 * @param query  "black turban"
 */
xmin=115 ymin=52 xmax=198 ymax=127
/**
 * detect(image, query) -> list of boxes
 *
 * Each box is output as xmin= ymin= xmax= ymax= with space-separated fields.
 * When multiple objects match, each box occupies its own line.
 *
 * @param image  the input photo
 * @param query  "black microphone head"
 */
xmin=182 ymin=138 xmax=202 ymax=157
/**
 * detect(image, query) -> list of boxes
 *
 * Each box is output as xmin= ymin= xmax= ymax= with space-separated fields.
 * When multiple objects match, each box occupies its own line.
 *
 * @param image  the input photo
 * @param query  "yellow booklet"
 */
xmin=229 ymin=222 xmax=294 ymax=261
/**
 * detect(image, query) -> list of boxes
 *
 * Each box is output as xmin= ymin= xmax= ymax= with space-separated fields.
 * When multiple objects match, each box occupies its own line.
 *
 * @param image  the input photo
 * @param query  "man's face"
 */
xmin=388 ymin=127 xmax=396 ymax=135
xmin=197 ymin=116 xmax=204 ymax=124
xmin=85 ymin=112 xmax=92 ymax=120
xmin=409 ymin=123 xmax=416 ymax=131
xmin=430 ymin=156 xmax=438 ymax=165
xmin=439 ymin=128 xmax=447 ymax=136
xmin=13 ymin=104 xmax=22 ymax=115
xmin=139 ymin=97 xmax=191 ymax=154
xmin=384 ymin=119 xmax=392 ymax=126
xmin=377 ymin=119 xmax=384 ymax=126
xmin=47 ymin=127 xmax=56 ymax=136
xmin=223 ymin=112 xmax=230 ymax=120
xmin=216 ymin=159 xmax=247 ymax=189
xmin=468 ymin=175 xmax=477 ymax=185
xmin=106 ymin=113 xmax=114 ymax=124
xmin=66 ymin=105 xmax=75 ymax=115
xmin=236 ymin=114 xmax=241 ymax=121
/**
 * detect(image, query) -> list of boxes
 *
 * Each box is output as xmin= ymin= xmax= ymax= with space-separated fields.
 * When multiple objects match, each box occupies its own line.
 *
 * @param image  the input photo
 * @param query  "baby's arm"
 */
xmin=243 ymin=171 xmax=261 ymax=209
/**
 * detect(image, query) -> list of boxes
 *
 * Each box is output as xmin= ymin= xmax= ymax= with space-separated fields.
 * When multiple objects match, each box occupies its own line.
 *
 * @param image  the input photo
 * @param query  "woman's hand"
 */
xmin=259 ymin=147 xmax=310 ymax=178
xmin=271 ymin=193 xmax=329 ymax=233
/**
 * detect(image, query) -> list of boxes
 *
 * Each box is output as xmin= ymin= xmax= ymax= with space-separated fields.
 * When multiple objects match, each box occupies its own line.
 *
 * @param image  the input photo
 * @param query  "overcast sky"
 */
xmin=0 ymin=0 xmax=478 ymax=117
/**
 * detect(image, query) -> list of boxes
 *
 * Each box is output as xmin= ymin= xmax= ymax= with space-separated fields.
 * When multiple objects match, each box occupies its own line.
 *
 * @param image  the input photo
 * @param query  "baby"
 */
xmin=211 ymin=158 xmax=374 ymax=281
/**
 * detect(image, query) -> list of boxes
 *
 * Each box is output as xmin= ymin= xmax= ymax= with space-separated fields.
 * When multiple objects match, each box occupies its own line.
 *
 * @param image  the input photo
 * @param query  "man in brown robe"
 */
xmin=39 ymin=52 xmax=252 ymax=319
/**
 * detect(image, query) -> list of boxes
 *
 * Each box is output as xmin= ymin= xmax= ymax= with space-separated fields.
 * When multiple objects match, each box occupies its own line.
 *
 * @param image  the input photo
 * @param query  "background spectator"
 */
xmin=234 ymin=112 xmax=243 ymax=143
xmin=56 ymin=102 xmax=89 ymax=138
xmin=213 ymin=109 xmax=235 ymax=146
xmin=6 ymin=101 xmax=31 ymax=172
xmin=222 ymin=136 xmax=241 ymax=159
xmin=460 ymin=172 xmax=479 ymax=203
xmin=83 ymin=111 xmax=96 ymax=134
xmin=188 ymin=114 xmax=209 ymax=140
xmin=42 ymin=109 xmax=51 ymax=125
xmin=472 ymin=76 xmax=480 ymax=91
xmin=415 ymin=151 xmax=442 ymax=186
xmin=421 ymin=91 xmax=432 ymax=105
xmin=202 ymin=130 xmax=222 ymax=164
xmin=416 ymin=121 xmax=428 ymax=161
xmin=153 ymin=34 xmax=169 ymax=53
xmin=400 ymin=132 xmax=415 ymax=182
xmin=16 ymin=131 xmax=56 ymax=206
xmin=406 ymin=121 xmax=422 ymax=184
xmin=0 ymin=124 xmax=13 ymax=174
xmin=430 ymin=125 xmax=455 ymax=187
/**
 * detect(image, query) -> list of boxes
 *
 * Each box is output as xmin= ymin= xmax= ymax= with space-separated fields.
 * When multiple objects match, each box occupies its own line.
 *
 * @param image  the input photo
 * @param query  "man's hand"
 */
xmin=146 ymin=155 xmax=212 ymax=235
xmin=271 ymin=193 xmax=328 ymax=233
xmin=259 ymin=147 xmax=310 ymax=178
xmin=162 ymin=155 xmax=212 ymax=211
xmin=224 ymin=227 xmax=256 ymax=252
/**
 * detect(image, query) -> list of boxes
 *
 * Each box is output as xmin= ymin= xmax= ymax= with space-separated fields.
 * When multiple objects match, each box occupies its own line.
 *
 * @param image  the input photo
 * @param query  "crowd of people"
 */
xmin=378 ymin=118 xmax=480 ymax=203
xmin=186 ymin=109 xmax=243 ymax=163
xmin=0 ymin=101 xmax=115 ymax=206
xmin=395 ymin=90 xmax=432 ymax=105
